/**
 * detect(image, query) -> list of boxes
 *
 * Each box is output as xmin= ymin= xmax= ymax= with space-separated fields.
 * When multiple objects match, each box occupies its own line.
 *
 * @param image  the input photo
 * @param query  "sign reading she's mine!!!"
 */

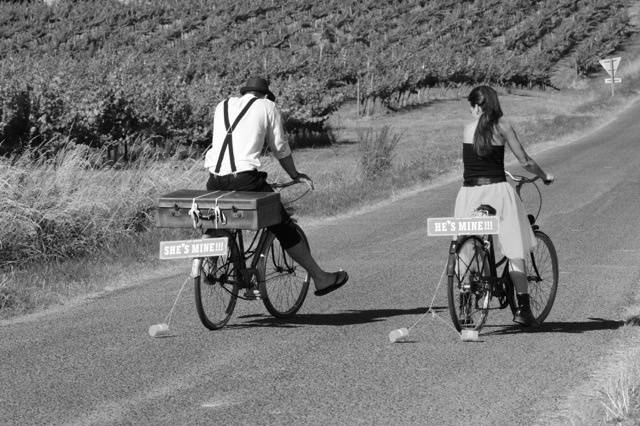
xmin=159 ymin=237 xmax=228 ymax=259
xmin=427 ymin=217 xmax=500 ymax=236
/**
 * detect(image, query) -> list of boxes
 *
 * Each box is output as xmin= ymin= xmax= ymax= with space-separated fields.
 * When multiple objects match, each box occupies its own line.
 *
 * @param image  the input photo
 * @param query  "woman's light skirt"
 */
xmin=454 ymin=182 xmax=535 ymax=260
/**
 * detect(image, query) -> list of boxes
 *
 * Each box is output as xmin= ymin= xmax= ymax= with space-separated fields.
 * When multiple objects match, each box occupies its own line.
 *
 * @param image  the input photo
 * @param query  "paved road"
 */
xmin=2 ymin=100 xmax=640 ymax=425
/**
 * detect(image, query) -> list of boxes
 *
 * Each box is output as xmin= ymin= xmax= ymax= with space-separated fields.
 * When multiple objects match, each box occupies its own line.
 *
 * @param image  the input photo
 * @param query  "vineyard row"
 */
xmin=0 ymin=0 xmax=634 ymax=156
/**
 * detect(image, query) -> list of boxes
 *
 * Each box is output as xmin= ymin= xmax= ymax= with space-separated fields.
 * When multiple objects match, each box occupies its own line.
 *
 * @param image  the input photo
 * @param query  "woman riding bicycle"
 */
xmin=454 ymin=86 xmax=554 ymax=327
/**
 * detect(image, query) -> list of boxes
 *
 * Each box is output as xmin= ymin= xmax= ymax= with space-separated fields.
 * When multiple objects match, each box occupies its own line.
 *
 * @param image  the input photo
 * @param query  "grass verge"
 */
xmin=539 ymin=281 xmax=640 ymax=425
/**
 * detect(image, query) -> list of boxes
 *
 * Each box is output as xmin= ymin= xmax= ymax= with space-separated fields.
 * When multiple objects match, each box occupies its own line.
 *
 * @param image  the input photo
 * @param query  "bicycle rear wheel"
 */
xmin=194 ymin=233 xmax=240 ymax=330
xmin=527 ymin=230 xmax=558 ymax=323
xmin=259 ymin=224 xmax=310 ymax=318
xmin=447 ymin=236 xmax=493 ymax=332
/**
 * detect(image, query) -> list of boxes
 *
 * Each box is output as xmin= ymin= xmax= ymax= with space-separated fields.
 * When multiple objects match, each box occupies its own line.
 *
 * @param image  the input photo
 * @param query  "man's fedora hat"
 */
xmin=240 ymin=77 xmax=275 ymax=101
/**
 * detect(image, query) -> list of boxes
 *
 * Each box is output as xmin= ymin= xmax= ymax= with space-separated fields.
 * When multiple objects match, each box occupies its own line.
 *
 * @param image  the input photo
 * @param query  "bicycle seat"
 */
xmin=204 ymin=229 xmax=229 ymax=238
xmin=474 ymin=204 xmax=497 ymax=216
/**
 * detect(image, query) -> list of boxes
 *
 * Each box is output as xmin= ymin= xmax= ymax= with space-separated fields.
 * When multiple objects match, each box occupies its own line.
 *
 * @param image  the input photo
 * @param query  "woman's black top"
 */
xmin=462 ymin=143 xmax=506 ymax=183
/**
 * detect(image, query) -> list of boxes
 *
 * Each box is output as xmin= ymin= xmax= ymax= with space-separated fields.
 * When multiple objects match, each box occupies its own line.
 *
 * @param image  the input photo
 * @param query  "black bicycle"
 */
xmin=447 ymin=171 xmax=559 ymax=332
xmin=193 ymin=181 xmax=311 ymax=330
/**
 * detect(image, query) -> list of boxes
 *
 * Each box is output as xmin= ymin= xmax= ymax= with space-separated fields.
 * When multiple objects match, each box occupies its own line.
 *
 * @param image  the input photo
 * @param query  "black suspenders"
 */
xmin=214 ymin=96 xmax=259 ymax=174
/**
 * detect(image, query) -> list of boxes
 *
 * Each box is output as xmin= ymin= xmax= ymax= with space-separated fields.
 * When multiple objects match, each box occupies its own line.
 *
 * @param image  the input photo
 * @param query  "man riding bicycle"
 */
xmin=203 ymin=76 xmax=349 ymax=296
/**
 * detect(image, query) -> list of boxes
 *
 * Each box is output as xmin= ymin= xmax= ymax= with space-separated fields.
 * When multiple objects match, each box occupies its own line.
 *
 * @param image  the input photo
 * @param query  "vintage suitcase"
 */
xmin=156 ymin=189 xmax=282 ymax=230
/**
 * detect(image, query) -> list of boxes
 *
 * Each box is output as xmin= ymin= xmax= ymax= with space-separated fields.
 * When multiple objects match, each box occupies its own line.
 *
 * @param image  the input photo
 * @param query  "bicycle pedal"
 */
xmin=461 ymin=329 xmax=479 ymax=342
xmin=459 ymin=318 xmax=475 ymax=327
xmin=243 ymin=289 xmax=261 ymax=300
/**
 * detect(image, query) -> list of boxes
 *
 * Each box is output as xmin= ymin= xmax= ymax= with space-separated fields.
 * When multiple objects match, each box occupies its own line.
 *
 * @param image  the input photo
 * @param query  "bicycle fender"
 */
xmin=447 ymin=240 xmax=457 ymax=276
xmin=190 ymin=258 xmax=202 ymax=278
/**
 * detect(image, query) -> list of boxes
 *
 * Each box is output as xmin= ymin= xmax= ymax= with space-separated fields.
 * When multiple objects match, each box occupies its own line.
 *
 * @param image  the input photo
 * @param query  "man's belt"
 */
xmin=210 ymin=169 xmax=258 ymax=177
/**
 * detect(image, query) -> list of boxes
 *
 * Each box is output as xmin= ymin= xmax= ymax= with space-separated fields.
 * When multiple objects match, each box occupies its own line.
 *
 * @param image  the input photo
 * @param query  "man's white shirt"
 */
xmin=204 ymin=94 xmax=291 ymax=175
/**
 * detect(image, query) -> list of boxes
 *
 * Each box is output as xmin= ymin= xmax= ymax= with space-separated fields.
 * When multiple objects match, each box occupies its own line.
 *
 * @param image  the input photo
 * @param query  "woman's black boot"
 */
xmin=514 ymin=294 xmax=539 ymax=327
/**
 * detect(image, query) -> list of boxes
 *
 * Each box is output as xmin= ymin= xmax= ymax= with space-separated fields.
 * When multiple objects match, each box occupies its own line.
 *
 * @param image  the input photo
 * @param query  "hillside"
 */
xmin=0 ymin=0 xmax=635 ymax=156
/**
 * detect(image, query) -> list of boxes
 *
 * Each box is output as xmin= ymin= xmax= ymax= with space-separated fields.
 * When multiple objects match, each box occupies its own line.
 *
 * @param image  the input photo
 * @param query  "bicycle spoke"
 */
xmin=448 ymin=237 xmax=492 ymax=331
xmin=259 ymin=226 xmax=310 ymax=318
xmin=194 ymin=236 xmax=240 ymax=330
xmin=525 ymin=231 xmax=558 ymax=323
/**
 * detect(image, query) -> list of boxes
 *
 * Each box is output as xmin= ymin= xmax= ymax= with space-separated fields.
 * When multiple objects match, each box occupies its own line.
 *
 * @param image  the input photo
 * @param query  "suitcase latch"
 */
xmin=171 ymin=203 xmax=182 ymax=216
xmin=231 ymin=206 xmax=242 ymax=218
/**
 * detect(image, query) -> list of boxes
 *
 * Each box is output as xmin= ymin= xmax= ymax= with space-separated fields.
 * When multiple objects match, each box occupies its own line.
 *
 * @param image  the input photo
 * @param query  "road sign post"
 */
xmin=599 ymin=57 xmax=622 ymax=97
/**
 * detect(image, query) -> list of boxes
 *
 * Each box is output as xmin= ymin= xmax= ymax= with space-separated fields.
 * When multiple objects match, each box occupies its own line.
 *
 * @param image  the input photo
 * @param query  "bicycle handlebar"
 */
xmin=270 ymin=179 xmax=313 ymax=207
xmin=271 ymin=181 xmax=298 ymax=189
xmin=505 ymin=170 xmax=540 ymax=184
xmin=505 ymin=170 xmax=544 ymax=220
xmin=271 ymin=179 xmax=313 ymax=190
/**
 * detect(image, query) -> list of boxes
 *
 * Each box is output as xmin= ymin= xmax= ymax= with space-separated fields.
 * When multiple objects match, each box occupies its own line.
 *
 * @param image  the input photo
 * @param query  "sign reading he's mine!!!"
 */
xmin=427 ymin=217 xmax=500 ymax=237
xmin=159 ymin=237 xmax=228 ymax=259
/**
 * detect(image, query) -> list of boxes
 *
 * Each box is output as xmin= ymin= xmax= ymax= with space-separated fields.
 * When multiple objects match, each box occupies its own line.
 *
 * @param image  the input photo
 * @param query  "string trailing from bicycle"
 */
xmin=148 ymin=276 xmax=191 ymax=338
xmin=388 ymin=260 xmax=473 ymax=343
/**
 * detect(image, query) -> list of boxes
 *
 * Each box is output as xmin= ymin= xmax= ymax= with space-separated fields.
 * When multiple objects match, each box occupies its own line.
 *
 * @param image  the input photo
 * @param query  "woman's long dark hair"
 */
xmin=467 ymin=86 xmax=503 ymax=156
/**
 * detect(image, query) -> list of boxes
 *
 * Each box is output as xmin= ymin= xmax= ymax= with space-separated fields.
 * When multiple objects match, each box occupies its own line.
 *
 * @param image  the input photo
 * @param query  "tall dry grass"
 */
xmin=0 ymin=141 xmax=203 ymax=269
xmin=601 ymin=356 xmax=640 ymax=423
xmin=0 ymin=127 xmax=426 ymax=314
xmin=0 ymin=125 xmax=433 ymax=274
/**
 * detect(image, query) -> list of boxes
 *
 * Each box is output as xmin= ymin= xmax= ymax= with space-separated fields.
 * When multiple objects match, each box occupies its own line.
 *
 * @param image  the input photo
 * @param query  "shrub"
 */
xmin=358 ymin=125 xmax=401 ymax=180
xmin=0 ymin=83 xmax=31 ymax=155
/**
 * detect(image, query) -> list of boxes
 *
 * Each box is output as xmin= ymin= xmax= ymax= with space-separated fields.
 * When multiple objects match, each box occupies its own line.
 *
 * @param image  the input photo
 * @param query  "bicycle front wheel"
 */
xmin=447 ymin=236 xmax=493 ymax=332
xmin=259 ymin=224 xmax=310 ymax=318
xmin=527 ymin=230 xmax=559 ymax=323
xmin=194 ymin=233 xmax=240 ymax=330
